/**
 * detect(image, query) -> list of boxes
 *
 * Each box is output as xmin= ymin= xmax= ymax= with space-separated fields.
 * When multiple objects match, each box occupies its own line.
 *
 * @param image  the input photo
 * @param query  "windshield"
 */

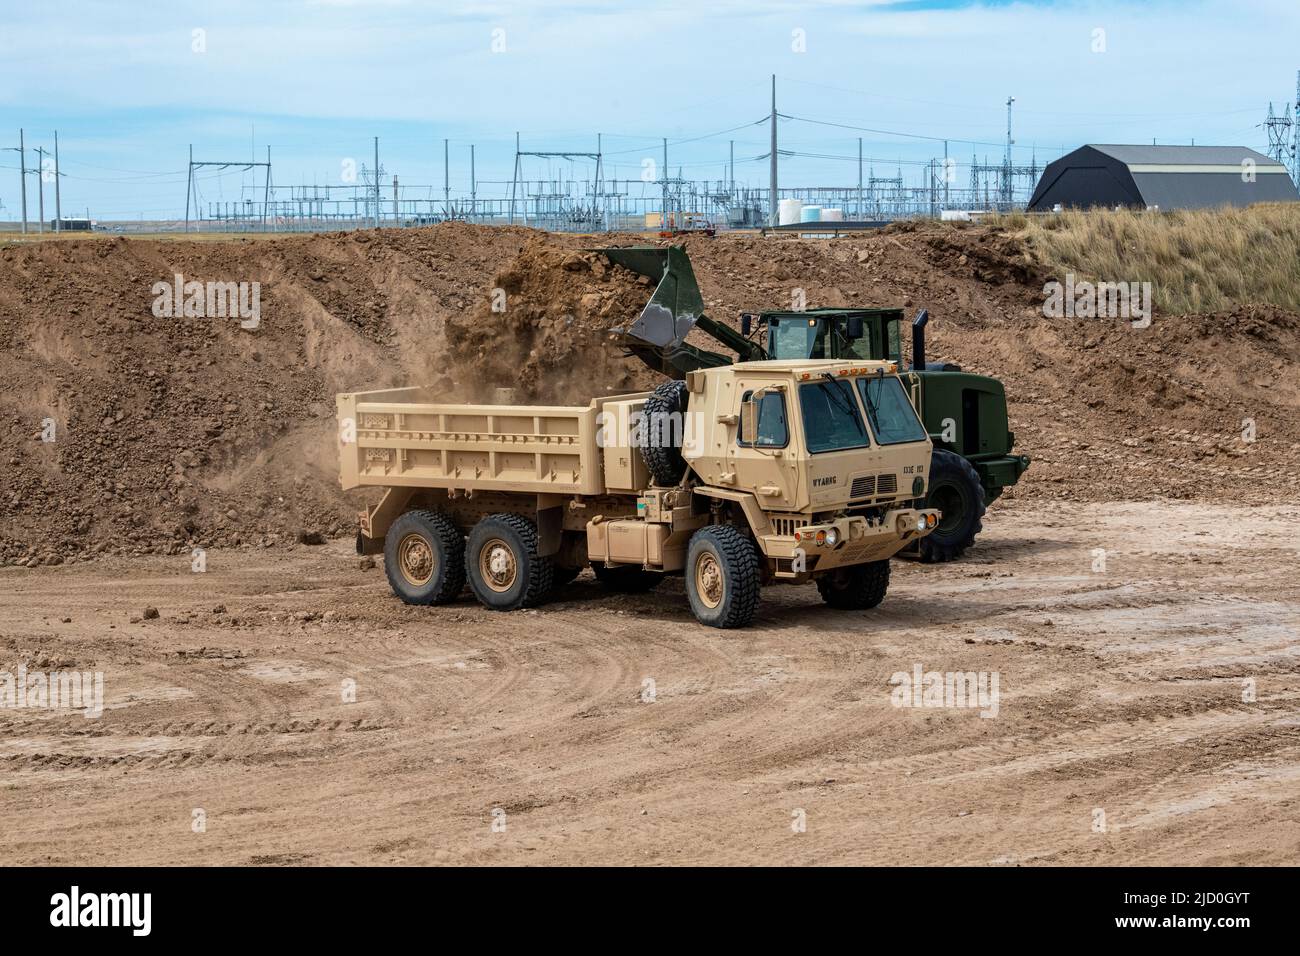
xmin=857 ymin=374 xmax=928 ymax=445
xmin=798 ymin=379 xmax=869 ymax=453
xmin=767 ymin=317 xmax=826 ymax=359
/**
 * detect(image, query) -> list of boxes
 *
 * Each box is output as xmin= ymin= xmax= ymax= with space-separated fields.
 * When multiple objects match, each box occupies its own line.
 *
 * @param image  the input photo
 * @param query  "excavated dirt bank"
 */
xmin=1 ymin=220 xmax=1297 ymax=567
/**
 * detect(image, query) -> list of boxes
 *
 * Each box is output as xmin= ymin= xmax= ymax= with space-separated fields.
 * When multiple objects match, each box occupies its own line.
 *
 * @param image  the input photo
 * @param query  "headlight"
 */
xmin=825 ymin=528 xmax=840 ymax=547
xmin=916 ymin=517 xmax=927 ymax=532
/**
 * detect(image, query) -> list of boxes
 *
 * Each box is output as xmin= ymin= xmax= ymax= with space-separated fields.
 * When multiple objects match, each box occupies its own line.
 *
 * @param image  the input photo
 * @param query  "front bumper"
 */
xmin=761 ymin=507 xmax=940 ymax=571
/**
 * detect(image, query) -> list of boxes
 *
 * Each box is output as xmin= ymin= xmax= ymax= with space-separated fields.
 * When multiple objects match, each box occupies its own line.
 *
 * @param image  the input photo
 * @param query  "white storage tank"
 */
xmin=778 ymin=198 xmax=803 ymax=225
xmin=799 ymin=205 xmax=822 ymax=223
xmin=821 ymin=208 xmax=844 ymax=222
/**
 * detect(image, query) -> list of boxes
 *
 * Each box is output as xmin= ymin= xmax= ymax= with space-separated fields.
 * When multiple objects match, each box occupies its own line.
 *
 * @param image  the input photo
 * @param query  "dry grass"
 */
xmin=998 ymin=203 xmax=1300 ymax=314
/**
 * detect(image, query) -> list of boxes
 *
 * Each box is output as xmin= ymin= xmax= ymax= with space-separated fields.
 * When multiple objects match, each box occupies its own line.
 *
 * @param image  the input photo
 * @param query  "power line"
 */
xmin=782 ymin=113 xmax=1035 ymax=152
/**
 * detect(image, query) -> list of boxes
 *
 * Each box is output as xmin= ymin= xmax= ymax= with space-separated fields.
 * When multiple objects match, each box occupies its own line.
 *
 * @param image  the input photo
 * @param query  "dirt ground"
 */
xmin=3 ymin=496 xmax=1297 ymax=866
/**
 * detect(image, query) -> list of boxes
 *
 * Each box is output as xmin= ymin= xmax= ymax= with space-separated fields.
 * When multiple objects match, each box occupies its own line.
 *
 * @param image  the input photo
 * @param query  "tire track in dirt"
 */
xmin=2 ymin=500 xmax=1299 ymax=864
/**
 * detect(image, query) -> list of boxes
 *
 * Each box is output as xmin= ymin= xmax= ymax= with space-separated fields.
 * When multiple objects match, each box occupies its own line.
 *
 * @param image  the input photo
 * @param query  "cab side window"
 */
xmin=737 ymin=390 xmax=789 ymax=448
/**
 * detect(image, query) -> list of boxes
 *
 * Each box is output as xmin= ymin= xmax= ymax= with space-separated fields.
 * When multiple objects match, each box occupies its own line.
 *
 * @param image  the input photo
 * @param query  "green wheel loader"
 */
xmin=597 ymin=245 xmax=1030 ymax=562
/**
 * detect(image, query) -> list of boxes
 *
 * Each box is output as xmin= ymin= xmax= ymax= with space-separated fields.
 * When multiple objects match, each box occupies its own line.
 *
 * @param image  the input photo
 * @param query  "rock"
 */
xmin=297 ymin=530 xmax=326 ymax=546
xmin=359 ymin=556 xmax=376 ymax=570
xmin=142 ymin=606 xmax=160 ymax=620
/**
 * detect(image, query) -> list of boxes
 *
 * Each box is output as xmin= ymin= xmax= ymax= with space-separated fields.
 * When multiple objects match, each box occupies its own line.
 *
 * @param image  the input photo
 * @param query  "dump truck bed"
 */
xmin=337 ymin=386 xmax=643 ymax=496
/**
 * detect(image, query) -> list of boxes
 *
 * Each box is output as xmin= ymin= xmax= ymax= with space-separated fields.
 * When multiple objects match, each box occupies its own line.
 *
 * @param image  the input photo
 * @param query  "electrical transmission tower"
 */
xmin=1265 ymin=101 xmax=1295 ymax=170
xmin=1295 ymin=70 xmax=1300 ymax=187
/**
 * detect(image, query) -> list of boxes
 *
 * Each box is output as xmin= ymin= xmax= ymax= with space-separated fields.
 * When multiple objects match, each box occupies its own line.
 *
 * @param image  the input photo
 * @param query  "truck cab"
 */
xmin=630 ymin=358 xmax=940 ymax=622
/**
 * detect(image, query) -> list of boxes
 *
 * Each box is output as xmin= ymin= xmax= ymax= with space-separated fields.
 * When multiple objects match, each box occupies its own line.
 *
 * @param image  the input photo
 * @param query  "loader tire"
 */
xmin=465 ymin=514 xmax=555 ymax=611
xmin=919 ymin=448 xmax=986 ymax=563
xmin=592 ymin=563 xmax=663 ymax=593
xmin=685 ymin=525 xmax=761 ymax=629
xmin=641 ymin=379 xmax=689 ymax=486
xmin=816 ymin=559 xmax=890 ymax=610
xmin=384 ymin=510 xmax=466 ymax=605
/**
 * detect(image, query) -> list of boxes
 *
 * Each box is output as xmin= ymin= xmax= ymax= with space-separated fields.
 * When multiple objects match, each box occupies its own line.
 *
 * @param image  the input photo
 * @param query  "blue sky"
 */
xmin=0 ymin=0 xmax=1296 ymax=219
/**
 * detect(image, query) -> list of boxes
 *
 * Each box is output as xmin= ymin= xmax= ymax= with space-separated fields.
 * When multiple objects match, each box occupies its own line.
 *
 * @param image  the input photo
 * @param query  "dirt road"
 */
xmin=2 ymin=497 xmax=1297 ymax=866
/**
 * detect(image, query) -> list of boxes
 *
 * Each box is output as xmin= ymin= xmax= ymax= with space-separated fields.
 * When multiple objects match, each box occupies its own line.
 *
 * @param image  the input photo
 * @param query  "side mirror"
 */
xmin=741 ymin=395 xmax=760 ymax=443
xmin=846 ymin=315 xmax=864 ymax=339
xmin=741 ymin=313 xmax=752 ymax=337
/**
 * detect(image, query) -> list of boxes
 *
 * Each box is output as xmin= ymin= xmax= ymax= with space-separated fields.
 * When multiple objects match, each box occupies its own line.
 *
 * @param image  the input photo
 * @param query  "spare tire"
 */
xmin=641 ymin=380 xmax=689 ymax=485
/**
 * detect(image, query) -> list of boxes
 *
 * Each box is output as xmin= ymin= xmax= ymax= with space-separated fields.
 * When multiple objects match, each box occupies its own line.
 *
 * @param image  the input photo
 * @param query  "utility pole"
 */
xmin=857 ymin=137 xmax=863 ymax=220
xmin=185 ymin=144 xmax=192 ymax=233
xmin=373 ymin=137 xmax=380 ymax=228
xmin=393 ymin=175 xmax=399 ymax=224
xmin=509 ymin=131 xmax=520 ymax=225
xmin=10 ymin=129 xmax=29 ymax=234
xmin=470 ymin=144 xmax=476 ymax=220
xmin=263 ymin=145 xmax=271 ymax=228
xmin=596 ymin=133 xmax=604 ymax=229
xmin=33 ymin=146 xmax=48 ymax=233
xmin=769 ymin=74 xmax=778 ymax=227
xmin=54 ymin=131 xmax=62 ymax=232
xmin=443 ymin=138 xmax=450 ymax=214
xmin=660 ymin=136 xmax=670 ymax=227
xmin=1003 ymin=96 xmax=1015 ymax=209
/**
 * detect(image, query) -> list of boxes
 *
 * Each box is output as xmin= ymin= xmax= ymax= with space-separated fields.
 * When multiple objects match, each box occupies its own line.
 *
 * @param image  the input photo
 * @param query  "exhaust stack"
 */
xmin=912 ymin=309 xmax=929 ymax=371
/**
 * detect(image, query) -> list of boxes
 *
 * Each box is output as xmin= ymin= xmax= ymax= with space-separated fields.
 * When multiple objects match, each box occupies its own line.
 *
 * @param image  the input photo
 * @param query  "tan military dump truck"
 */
xmin=337 ymin=359 xmax=939 ymax=628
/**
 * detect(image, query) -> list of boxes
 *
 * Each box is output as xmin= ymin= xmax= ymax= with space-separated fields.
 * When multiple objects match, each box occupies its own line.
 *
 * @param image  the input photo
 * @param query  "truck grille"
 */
xmin=850 ymin=473 xmax=898 ymax=500
xmin=849 ymin=475 xmax=875 ymax=499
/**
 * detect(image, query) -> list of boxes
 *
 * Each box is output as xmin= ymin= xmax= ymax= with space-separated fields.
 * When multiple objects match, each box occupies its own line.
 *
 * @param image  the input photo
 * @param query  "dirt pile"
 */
xmin=1 ymin=219 xmax=1298 ymax=567
xmin=0 ymin=224 xmax=534 ymax=567
xmin=439 ymin=238 xmax=661 ymax=402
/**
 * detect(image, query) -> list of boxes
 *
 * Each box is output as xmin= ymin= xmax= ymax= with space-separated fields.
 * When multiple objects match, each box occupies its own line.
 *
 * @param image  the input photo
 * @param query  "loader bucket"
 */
xmin=597 ymin=245 xmax=705 ymax=350
xmin=592 ymin=244 xmax=762 ymax=378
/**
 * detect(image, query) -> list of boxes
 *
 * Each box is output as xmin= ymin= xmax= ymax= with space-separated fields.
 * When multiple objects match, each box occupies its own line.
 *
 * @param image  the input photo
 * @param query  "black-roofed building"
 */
xmin=1027 ymin=144 xmax=1300 ymax=211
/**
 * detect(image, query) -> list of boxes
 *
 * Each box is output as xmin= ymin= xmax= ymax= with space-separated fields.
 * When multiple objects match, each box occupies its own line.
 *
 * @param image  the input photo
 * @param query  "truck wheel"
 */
xmin=919 ymin=449 xmax=986 ymax=563
xmin=816 ymin=559 xmax=890 ymax=610
xmin=641 ymin=380 xmax=689 ymax=485
xmin=384 ymin=510 xmax=466 ymax=605
xmin=465 ymin=514 xmax=555 ymax=611
xmin=592 ymin=563 xmax=663 ymax=593
xmin=685 ymin=525 xmax=760 ymax=629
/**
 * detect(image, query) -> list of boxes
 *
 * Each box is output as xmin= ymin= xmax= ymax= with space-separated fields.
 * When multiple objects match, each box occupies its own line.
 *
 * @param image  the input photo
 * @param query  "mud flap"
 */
xmin=358 ymin=487 xmax=414 ymax=556
xmin=536 ymin=502 xmax=564 ymax=558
